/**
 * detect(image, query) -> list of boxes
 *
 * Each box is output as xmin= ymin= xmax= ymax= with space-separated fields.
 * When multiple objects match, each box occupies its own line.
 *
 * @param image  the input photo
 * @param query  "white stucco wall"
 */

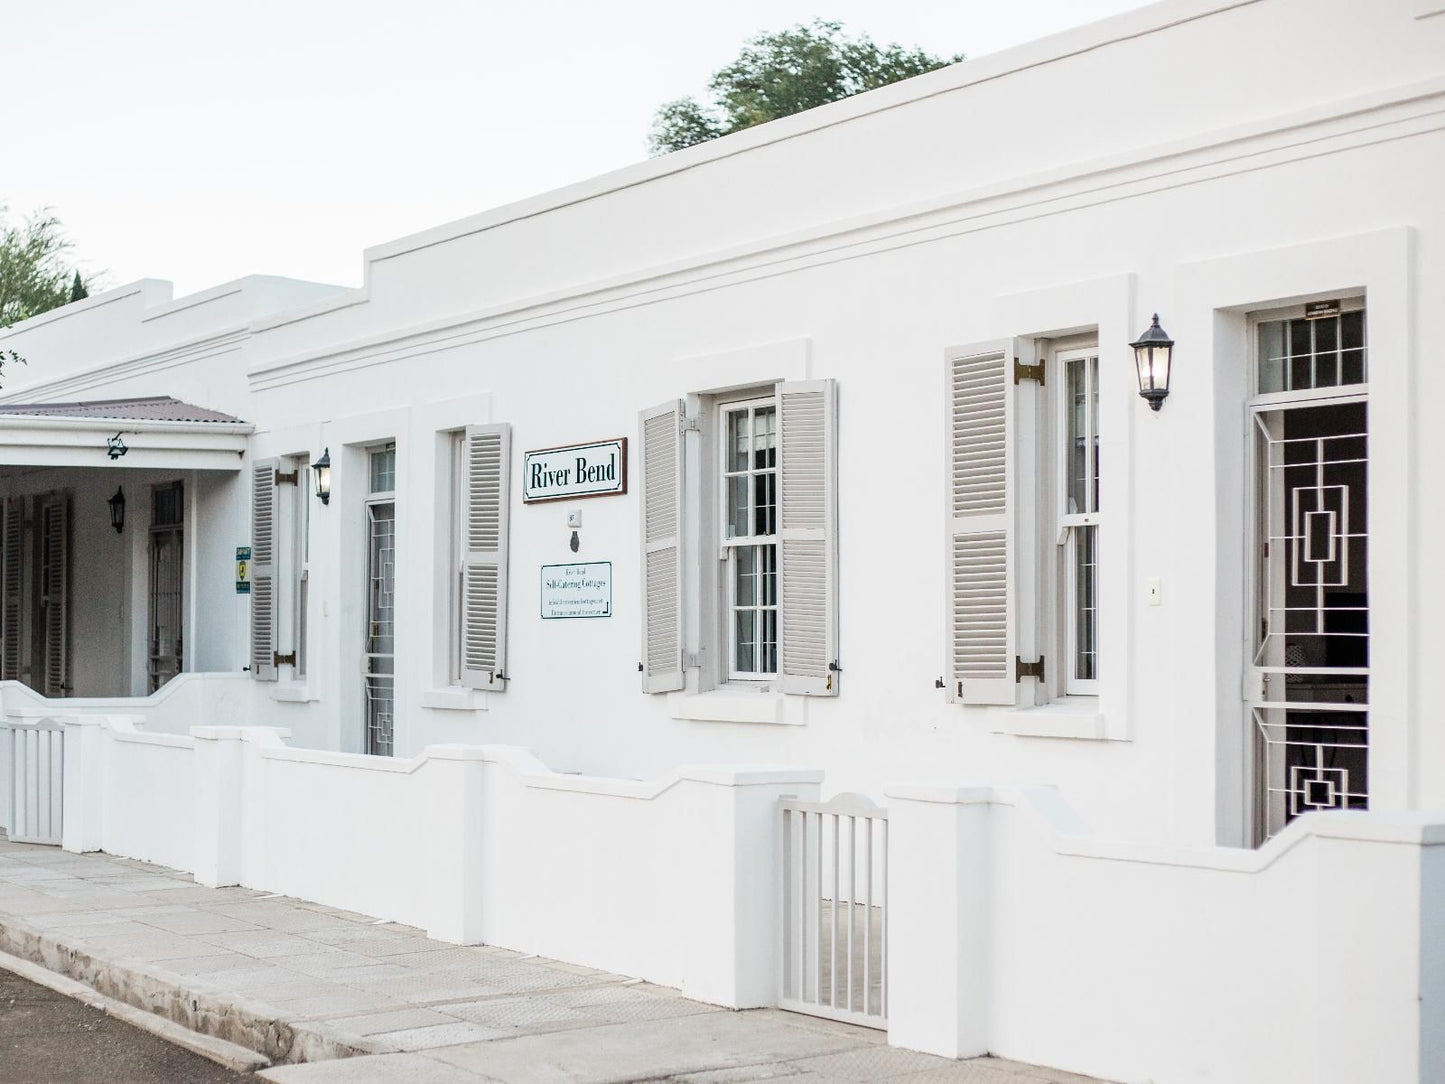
xmin=0 ymin=0 xmax=1441 ymax=848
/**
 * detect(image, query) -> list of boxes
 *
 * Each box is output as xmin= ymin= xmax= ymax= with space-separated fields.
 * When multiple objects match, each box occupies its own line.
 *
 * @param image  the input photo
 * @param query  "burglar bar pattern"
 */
xmin=779 ymin=793 xmax=887 ymax=1030
xmin=4 ymin=722 xmax=64 ymax=846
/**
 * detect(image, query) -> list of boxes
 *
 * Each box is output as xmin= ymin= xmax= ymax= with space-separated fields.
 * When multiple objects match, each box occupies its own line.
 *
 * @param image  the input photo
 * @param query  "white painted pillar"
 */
xmin=422 ymin=745 xmax=488 ymax=944
xmin=676 ymin=767 xmax=824 ymax=1009
xmin=884 ymin=784 xmax=993 ymax=1059
xmin=191 ymin=726 xmax=246 ymax=887
xmin=60 ymin=714 xmax=128 ymax=854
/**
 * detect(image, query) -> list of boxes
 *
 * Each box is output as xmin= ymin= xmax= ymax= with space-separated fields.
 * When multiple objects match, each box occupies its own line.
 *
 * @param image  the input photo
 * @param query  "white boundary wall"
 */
xmin=23 ymin=711 xmax=1443 ymax=1081
xmin=54 ymin=715 xmax=819 ymax=1010
xmin=886 ymin=783 xmax=1445 ymax=1084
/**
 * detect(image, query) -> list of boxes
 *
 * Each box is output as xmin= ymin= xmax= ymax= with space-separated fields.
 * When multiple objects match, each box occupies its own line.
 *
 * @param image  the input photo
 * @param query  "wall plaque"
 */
xmin=540 ymin=561 xmax=613 ymax=620
xmin=523 ymin=438 xmax=627 ymax=503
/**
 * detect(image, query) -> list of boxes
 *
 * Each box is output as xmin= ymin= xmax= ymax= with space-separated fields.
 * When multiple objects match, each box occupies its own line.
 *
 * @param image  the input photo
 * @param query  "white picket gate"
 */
xmin=2 ymin=720 xmax=64 ymax=845
xmin=778 ymin=792 xmax=887 ymax=1029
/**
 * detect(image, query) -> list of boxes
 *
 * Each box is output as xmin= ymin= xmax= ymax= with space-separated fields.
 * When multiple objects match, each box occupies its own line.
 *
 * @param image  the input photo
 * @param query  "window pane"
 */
xmin=753 ymin=406 xmax=776 ymax=469
xmin=754 ymin=472 xmax=776 ymax=536
xmin=370 ymin=447 xmax=396 ymax=493
xmin=1066 ymin=358 xmax=1088 ymax=514
xmin=1341 ymin=310 xmax=1366 ymax=384
xmin=1074 ymin=525 xmax=1098 ymax=682
xmin=735 ymin=545 xmax=757 ymax=605
xmin=761 ymin=607 xmax=777 ymax=675
xmin=727 ymin=410 xmax=750 ymax=473
xmin=734 ymin=610 xmax=756 ymax=674
xmin=760 ymin=543 xmax=777 ymax=605
xmin=1314 ymin=316 xmax=1339 ymax=388
xmin=1090 ymin=357 xmax=1100 ymax=514
xmin=1258 ymin=320 xmax=1286 ymax=394
xmin=727 ymin=477 xmax=750 ymax=537
xmin=1288 ymin=319 xmax=1313 ymax=391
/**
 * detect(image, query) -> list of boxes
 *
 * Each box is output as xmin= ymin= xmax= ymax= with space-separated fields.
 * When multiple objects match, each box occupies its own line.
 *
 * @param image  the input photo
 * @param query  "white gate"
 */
xmin=779 ymin=793 xmax=887 ymax=1029
xmin=2 ymin=720 xmax=64 ymax=845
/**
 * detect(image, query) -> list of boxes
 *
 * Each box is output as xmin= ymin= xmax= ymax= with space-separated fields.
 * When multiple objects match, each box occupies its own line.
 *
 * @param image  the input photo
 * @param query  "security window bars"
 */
xmin=1060 ymin=350 xmax=1099 ymax=693
xmin=148 ymin=483 xmax=182 ymax=693
xmin=1257 ymin=309 xmax=1366 ymax=395
xmin=722 ymin=399 xmax=778 ymax=679
xmin=365 ymin=442 xmax=397 ymax=756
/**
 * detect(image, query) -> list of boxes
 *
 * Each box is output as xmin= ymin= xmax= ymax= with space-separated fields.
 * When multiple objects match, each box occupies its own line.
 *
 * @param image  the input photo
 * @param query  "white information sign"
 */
xmin=523 ymin=439 xmax=627 ymax=503
xmin=540 ymin=562 xmax=613 ymax=620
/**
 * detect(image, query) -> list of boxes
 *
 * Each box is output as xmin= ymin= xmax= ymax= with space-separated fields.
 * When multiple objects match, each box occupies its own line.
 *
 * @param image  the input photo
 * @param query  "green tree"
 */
xmin=69 ymin=269 xmax=88 ymax=303
xmin=649 ymin=19 xmax=963 ymax=155
xmin=0 ymin=205 xmax=91 ymax=328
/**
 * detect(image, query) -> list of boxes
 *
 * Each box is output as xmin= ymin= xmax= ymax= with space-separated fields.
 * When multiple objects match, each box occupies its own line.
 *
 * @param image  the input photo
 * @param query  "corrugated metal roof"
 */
xmin=0 ymin=397 xmax=246 ymax=424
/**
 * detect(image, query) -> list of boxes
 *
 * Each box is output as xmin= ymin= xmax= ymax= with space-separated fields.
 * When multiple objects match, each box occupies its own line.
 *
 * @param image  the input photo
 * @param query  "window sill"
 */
xmin=667 ymin=688 xmax=806 ymax=726
xmin=421 ymin=686 xmax=494 ymax=711
xmin=271 ymin=684 xmax=317 ymax=703
xmin=998 ymin=699 xmax=1109 ymax=740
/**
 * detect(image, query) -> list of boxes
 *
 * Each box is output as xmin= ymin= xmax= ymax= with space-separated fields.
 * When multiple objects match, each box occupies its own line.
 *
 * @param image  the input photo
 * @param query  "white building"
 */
xmin=1 ymin=1 xmax=1442 ymax=1080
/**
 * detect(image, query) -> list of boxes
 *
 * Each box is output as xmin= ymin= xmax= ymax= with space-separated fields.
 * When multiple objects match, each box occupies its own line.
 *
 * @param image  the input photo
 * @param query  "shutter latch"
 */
xmin=1013 ymin=359 xmax=1045 ymax=386
xmin=1016 ymin=656 xmax=1045 ymax=682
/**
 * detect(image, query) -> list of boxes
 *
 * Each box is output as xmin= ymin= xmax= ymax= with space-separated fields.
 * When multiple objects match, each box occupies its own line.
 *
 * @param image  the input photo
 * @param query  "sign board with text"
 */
xmin=540 ymin=562 xmax=613 ymax=620
xmin=523 ymin=438 xmax=627 ymax=503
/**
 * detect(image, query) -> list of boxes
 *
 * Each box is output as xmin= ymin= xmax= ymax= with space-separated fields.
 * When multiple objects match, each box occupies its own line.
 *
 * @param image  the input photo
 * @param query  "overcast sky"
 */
xmin=5 ymin=0 xmax=1150 ymax=296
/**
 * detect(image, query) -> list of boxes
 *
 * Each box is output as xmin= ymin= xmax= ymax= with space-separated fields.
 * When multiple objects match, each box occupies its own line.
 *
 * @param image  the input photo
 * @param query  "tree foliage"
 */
xmin=649 ymin=20 xmax=963 ymax=155
xmin=0 ymin=206 xmax=91 ymax=329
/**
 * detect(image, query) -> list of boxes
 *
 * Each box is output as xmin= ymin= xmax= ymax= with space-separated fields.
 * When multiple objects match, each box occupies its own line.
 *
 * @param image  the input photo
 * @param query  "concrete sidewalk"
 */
xmin=0 ymin=839 xmax=1105 ymax=1083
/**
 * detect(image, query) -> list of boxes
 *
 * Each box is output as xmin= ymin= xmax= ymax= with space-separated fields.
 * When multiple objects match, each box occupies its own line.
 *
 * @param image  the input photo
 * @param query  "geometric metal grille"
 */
xmin=364 ymin=501 xmax=395 ymax=757
xmin=148 ymin=483 xmax=184 ymax=693
xmin=779 ymin=793 xmax=887 ymax=1030
xmin=1251 ymin=400 xmax=1368 ymax=842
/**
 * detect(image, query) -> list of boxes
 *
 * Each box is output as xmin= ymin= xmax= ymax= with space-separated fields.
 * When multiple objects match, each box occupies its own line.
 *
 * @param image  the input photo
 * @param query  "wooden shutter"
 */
xmin=777 ymin=379 xmax=839 ymax=696
xmin=946 ymin=341 xmax=1018 ymax=705
xmin=251 ymin=460 xmax=278 ymax=681
xmin=460 ymin=423 xmax=511 ymax=689
xmin=639 ymin=400 xmax=686 ymax=693
xmin=39 ymin=498 xmax=69 ymax=697
xmin=1 ymin=498 xmax=21 ymax=681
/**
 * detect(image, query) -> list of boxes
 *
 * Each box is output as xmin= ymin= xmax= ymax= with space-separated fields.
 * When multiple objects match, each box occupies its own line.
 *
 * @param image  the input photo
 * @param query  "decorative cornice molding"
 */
xmin=247 ymin=77 xmax=1445 ymax=392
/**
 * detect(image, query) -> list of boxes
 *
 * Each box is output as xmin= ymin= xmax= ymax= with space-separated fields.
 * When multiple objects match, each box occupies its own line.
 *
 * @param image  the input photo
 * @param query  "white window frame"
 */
xmin=447 ymin=430 xmax=465 ymax=686
xmin=1055 ymin=346 xmax=1101 ymax=697
xmin=717 ymin=395 xmax=780 ymax=682
xmin=289 ymin=454 xmax=310 ymax=681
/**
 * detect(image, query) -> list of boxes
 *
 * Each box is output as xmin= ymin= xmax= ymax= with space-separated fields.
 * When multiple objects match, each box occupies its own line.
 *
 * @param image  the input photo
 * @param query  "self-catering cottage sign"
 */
xmin=541 ymin=562 xmax=613 ymax=619
xmin=522 ymin=438 xmax=627 ymax=503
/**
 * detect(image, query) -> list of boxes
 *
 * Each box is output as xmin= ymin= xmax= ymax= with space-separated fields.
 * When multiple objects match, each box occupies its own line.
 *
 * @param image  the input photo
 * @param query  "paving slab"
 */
xmin=0 ymin=838 xmax=1111 ymax=1083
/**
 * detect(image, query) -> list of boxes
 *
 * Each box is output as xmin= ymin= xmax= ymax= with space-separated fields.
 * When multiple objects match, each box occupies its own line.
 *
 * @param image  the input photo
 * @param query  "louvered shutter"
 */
xmin=39 ymin=499 xmax=69 ymax=697
xmin=250 ymin=460 xmax=278 ymax=681
xmin=946 ymin=341 xmax=1019 ymax=705
xmin=461 ymin=423 xmax=510 ymax=689
xmin=1 ymin=499 xmax=21 ymax=681
xmin=639 ymin=400 xmax=686 ymax=693
xmin=777 ymin=379 xmax=839 ymax=696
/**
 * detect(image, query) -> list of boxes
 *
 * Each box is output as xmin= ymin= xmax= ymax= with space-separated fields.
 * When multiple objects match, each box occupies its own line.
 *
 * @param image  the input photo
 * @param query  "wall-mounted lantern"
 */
xmin=1131 ymin=314 xmax=1175 ymax=411
xmin=107 ymin=432 xmax=128 ymax=459
xmin=107 ymin=486 xmax=126 ymax=533
xmin=311 ymin=448 xmax=331 ymax=505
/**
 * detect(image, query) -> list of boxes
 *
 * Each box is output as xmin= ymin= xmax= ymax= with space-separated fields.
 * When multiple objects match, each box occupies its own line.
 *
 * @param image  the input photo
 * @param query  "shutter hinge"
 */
xmin=1013 ymin=359 xmax=1045 ymax=386
xmin=1016 ymin=656 xmax=1045 ymax=682
xmin=683 ymin=651 xmax=700 ymax=669
xmin=273 ymin=471 xmax=299 ymax=486
xmin=679 ymin=415 xmax=700 ymax=435
xmin=273 ymin=651 xmax=296 ymax=667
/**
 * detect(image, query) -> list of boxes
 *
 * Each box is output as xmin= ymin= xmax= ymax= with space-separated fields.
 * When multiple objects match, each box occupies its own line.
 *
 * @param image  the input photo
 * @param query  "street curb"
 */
xmin=0 ymin=948 xmax=272 ymax=1073
xmin=0 ymin=917 xmax=395 ymax=1065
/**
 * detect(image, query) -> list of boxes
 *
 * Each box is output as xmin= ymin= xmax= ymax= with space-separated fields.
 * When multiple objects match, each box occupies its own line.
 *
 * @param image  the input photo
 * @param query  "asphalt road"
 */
xmin=0 ymin=969 xmax=247 ymax=1084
